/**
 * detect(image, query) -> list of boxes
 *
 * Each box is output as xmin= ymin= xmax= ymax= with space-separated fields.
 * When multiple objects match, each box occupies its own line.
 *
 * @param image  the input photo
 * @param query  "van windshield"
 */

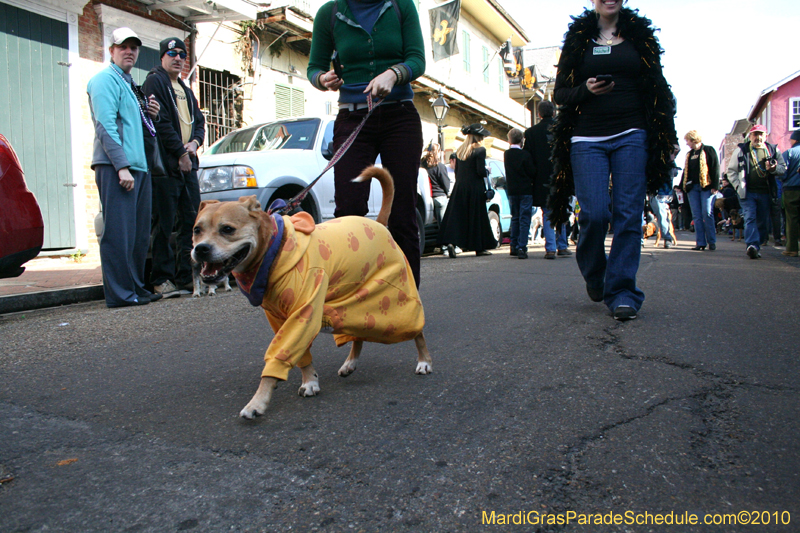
xmin=207 ymin=119 xmax=321 ymax=154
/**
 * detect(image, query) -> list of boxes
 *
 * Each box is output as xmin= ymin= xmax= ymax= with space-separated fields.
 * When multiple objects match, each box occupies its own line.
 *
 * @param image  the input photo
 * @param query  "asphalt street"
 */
xmin=1 ymin=234 xmax=799 ymax=532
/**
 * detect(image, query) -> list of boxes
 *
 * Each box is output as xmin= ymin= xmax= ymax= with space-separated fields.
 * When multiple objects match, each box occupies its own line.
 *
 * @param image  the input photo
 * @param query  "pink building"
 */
xmin=748 ymin=70 xmax=800 ymax=152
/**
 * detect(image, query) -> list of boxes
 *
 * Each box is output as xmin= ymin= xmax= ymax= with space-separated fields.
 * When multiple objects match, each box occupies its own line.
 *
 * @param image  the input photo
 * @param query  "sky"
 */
xmin=496 ymin=0 xmax=800 ymax=157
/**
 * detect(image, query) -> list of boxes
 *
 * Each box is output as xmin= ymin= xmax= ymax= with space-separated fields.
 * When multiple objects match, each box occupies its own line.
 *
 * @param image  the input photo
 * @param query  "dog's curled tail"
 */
xmin=353 ymin=166 xmax=394 ymax=226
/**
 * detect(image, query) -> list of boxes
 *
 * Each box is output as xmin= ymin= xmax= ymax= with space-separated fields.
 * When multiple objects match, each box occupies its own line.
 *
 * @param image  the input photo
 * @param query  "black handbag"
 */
xmin=144 ymin=133 xmax=168 ymax=178
xmin=484 ymin=176 xmax=495 ymax=201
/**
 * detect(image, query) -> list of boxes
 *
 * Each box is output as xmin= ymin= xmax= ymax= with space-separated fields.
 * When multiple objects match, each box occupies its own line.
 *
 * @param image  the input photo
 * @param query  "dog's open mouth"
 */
xmin=199 ymin=245 xmax=250 ymax=283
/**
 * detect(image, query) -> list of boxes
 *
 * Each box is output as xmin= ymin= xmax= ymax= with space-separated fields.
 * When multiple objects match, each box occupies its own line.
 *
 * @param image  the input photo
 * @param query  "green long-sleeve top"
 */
xmin=307 ymin=0 xmax=426 ymax=104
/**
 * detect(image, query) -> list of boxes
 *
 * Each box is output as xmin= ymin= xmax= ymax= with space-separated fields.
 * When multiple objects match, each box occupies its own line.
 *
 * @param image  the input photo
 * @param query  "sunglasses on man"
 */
xmin=166 ymin=50 xmax=187 ymax=59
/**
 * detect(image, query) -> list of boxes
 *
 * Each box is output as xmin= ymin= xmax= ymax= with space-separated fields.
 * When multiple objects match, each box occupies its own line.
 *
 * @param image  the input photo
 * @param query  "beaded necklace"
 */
xmin=109 ymin=64 xmax=156 ymax=137
xmin=170 ymin=80 xmax=195 ymax=126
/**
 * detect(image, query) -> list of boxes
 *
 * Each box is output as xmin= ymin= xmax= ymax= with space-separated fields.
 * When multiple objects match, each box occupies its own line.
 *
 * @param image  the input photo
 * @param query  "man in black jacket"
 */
xmin=504 ymin=128 xmax=535 ymax=258
xmin=143 ymin=37 xmax=205 ymax=296
xmin=524 ymin=101 xmax=571 ymax=259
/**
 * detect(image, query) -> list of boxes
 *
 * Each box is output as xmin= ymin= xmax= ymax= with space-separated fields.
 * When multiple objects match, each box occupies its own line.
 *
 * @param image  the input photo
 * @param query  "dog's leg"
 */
xmin=192 ymin=276 xmax=203 ymax=298
xmin=222 ymin=276 xmax=232 ymax=292
xmin=298 ymin=364 xmax=321 ymax=397
xmin=240 ymin=377 xmax=278 ymax=419
xmin=338 ymin=340 xmax=363 ymax=377
xmin=414 ymin=332 xmax=433 ymax=375
xmin=207 ymin=283 xmax=217 ymax=296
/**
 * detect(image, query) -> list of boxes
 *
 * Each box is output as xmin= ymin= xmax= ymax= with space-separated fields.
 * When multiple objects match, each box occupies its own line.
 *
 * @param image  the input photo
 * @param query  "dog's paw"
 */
xmin=298 ymin=381 xmax=320 ymax=397
xmin=338 ymin=360 xmax=358 ymax=377
xmin=415 ymin=362 xmax=433 ymax=375
xmin=192 ymin=291 xmax=202 ymax=299
xmin=208 ymin=287 xmax=217 ymax=296
xmin=240 ymin=402 xmax=267 ymax=419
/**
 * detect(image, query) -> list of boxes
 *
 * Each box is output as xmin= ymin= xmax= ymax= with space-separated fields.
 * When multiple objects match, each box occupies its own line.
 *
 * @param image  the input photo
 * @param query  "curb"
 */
xmin=0 ymin=285 xmax=105 ymax=315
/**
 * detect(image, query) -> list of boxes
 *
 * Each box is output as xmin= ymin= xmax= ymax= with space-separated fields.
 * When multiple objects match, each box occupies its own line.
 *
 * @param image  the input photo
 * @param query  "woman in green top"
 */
xmin=308 ymin=0 xmax=426 ymax=287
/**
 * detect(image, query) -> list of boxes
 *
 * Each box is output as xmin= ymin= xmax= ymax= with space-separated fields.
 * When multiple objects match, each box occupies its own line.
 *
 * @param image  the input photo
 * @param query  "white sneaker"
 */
xmin=154 ymin=280 xmax=181 ymax=298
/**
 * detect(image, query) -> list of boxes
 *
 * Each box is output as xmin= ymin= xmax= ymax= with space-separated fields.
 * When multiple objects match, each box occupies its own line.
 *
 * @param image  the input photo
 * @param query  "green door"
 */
xmin=0 ymin=2 xmax=75 ymax=249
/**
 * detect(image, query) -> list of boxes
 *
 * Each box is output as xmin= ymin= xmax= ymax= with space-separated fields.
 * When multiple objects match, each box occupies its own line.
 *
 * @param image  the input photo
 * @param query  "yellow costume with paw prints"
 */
xmin=233 ymin=212 xmax=425 ymax=381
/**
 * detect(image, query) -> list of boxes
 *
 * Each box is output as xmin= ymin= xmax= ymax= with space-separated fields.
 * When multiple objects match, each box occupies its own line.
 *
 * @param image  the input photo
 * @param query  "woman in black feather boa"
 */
xmin=549 ymin=0 xmax=677 ymax=321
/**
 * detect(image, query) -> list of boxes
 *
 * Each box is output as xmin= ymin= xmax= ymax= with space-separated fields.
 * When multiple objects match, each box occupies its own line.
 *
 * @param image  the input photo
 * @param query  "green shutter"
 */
xmin=275 ymin=84 xmax=304 ymax=119
xmin=0 ymin=2 xmax=74 ymax=249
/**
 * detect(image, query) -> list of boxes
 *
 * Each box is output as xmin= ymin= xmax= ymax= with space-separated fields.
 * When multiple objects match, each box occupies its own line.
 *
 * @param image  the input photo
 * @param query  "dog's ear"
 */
xmin=198 ymin=199 xmax=220 ymax=213
xmin=238 ymin=195 xmax=262 ymax=212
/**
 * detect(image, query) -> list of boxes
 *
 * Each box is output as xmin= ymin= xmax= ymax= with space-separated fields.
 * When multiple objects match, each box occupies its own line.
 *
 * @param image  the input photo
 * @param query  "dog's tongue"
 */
xmin=201 ymin=262 xmax=223 ymax=277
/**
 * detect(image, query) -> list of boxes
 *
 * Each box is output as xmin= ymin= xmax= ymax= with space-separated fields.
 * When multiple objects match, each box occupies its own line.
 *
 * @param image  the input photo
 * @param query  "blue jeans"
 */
xmin=542 ymin=207 xmax=568 ymax=253
xmin=571 ymin=130 xmax=648 ymax=312
xmin=687 ymin=188 xmax=716 ymax=247
xmin=649 ymin=194 xmax=674 ymax=242
xmin=509 ymin=195 xmax=533 ymax=250
xmin=740 ymin=191 xmax=771 ymax=249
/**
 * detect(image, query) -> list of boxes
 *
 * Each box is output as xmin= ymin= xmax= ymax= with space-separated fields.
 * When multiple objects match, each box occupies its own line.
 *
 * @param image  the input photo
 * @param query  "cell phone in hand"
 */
xmin=595 ymin=74 xmax=613 ymax=85
xmin=331 ymin=51 xmax=343 ymax=79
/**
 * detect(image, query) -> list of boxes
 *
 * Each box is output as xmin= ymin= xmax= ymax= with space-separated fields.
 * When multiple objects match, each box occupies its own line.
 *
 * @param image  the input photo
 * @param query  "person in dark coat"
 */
xmin=421 ymin=142 xmax=450 ymax=225
xmin=504 ymin=128 xmax=535 ymax=258
xmin=524 ymin=100 xmax=571 ymax=259
xmin=437 ymin=123 xmax=497 ymax=257
xmin=142 ymin=37 xmax=205 ymax=297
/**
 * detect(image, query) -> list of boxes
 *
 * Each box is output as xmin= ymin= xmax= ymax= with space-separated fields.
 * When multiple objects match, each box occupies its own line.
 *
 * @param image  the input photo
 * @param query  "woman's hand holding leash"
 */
xmin=365 ymin=70 xmax=396 ymax=98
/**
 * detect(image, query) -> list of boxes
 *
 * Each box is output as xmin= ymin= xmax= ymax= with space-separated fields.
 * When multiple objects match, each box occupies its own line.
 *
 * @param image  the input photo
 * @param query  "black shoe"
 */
xmin=746 ymin=245 xmax=760 ymax=259
xmin=557 ymin=249 xmax=573 ymax=256
xmin=517 ymin=249 xmax=528 ymax=259
xmin=708 ymin=243 xmax=716 ymax=251
xmin=510 ymin=247 xmax=518 ymax=257
xmin=447 ymin=244 xmax=456 ymax=259
xmin=691 ymin=245 xmax=706 ymax=251
xmin=613 ymin=305 xmax=637 ymax=321
xmin=664 ymin=241 xmax=674 ymax=249
xmin=544 ymin=251 xmax=556 ymax=260
xmin=107 ymin=298 xmax=151 ymax=309
xmin=586 ymin=284 xmax=604 ymax=302
xmin=143 ymin=292 xmax=163 ymax=302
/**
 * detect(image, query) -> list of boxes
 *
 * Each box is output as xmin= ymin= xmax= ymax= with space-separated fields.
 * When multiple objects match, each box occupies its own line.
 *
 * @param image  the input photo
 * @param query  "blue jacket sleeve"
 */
xmin=88 ymin=75 xmax=130 ymax=171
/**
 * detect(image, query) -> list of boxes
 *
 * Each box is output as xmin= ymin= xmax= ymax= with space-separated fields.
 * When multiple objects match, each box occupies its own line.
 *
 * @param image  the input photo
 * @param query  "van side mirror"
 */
xmin=322 ymin=141 xmax=334 ymax=161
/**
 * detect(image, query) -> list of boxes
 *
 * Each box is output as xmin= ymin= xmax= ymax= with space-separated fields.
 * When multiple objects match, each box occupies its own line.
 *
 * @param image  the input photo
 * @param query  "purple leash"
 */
xmin=267 ymin=94 xmax=384 ymax=215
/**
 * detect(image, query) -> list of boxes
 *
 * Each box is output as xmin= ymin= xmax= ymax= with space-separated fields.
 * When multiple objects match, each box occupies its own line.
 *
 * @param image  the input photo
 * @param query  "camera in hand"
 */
xmin=766 ymin=156 xmax=777 ymax=166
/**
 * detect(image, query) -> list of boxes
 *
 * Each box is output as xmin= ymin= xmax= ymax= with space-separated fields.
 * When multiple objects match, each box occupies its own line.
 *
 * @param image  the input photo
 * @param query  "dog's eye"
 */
xmin=220 ymin=225 xmax=236 ymax=235
xmin=193 ymin=226 xmax=202 ymax=235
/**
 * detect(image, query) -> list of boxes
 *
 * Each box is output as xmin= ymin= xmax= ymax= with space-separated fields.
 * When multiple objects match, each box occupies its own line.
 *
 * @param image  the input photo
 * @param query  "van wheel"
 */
xmin=488 ymin=211 xmax=501 ymax=248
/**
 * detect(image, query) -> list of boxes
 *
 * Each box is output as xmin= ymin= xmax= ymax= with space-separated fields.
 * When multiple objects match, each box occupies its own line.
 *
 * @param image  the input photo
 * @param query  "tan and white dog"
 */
xmin=192 ymin=167 xmax=432 ymax=419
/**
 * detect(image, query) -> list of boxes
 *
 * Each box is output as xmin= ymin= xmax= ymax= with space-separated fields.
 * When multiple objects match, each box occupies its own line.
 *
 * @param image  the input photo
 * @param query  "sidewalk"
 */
xmin=0 ymin=257 xmax=104 ymax=315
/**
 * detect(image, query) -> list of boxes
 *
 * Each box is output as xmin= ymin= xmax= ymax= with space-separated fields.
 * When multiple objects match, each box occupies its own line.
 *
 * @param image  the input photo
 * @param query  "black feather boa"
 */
xmin=547 ymin=8 xmax=678 ymax=227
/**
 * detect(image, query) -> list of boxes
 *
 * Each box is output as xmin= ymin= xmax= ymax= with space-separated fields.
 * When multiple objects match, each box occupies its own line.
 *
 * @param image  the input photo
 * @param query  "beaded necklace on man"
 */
xmin=109 ymin=64 xmax=156 ymax=137
xmin=170 ymin=80 xmax=194 ymax=126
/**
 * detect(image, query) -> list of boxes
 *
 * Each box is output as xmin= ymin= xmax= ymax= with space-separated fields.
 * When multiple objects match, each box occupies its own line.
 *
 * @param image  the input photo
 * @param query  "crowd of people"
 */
xmin=90 ymin=0 xmax=799 ymax=325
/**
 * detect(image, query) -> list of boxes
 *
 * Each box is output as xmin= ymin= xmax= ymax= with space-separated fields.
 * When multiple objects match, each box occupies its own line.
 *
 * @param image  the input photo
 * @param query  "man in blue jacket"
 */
xmin=780 ymin=130 xmax=800 ymax=256
xmin=143 ymin=37 xmax=205 ymax=297
xmin=88 ymin=27 xmax=160 ymax=308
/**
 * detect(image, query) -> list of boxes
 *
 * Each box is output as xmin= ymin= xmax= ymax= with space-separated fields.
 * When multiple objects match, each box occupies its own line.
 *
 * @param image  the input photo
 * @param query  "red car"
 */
xmin=0 ymin=134 xmax=44 ymax=278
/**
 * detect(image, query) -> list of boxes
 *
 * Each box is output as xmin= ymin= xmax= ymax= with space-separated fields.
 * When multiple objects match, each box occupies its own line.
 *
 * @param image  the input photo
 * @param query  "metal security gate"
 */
xmin=199 ymin=67 xmax=242 ymax=148
xmin=0 ymin=1 xmax=74 ymax=249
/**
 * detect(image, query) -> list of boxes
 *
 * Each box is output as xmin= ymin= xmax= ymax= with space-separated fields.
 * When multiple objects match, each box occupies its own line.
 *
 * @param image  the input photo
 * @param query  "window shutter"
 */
xmin=276 ymin=84 xmax=305 ymax=119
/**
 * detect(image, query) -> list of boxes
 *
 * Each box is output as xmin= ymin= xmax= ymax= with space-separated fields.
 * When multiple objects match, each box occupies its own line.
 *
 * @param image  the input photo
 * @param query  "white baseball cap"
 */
xmin=111 ymin=27 xmax=142 ymax=46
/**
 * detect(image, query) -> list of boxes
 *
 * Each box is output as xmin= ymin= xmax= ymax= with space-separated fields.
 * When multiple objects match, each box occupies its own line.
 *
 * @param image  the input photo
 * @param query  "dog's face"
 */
xmin=192 ymin=196 xmax=270 ymax=283
xmin=642 ymin=222 xmax=657 ymax=239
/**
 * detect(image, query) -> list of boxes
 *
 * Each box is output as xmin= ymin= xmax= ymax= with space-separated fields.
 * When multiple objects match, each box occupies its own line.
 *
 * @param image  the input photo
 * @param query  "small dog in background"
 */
xmin=191 ymin=261 xmax=232 ymax=297
xmin=642 ymin=221 xmax=658 ymax=241
xmin=729 ymin=209 xmax=744 ymax=241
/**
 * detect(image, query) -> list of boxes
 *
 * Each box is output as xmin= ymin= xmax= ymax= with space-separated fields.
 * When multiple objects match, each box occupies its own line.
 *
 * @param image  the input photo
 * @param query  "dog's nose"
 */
xmin=194 ymin=242 xmax=212 ymax=260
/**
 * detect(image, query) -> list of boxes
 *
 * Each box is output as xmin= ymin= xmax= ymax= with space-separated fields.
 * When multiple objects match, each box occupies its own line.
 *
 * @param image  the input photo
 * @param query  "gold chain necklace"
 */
xmin=599 ymin=31 xmax=616 ymax=45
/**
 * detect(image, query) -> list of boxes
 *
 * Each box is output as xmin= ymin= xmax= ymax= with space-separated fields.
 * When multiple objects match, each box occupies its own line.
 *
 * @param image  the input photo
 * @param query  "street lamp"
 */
xmin=431 ymin=88 xmax=449 ymax=149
